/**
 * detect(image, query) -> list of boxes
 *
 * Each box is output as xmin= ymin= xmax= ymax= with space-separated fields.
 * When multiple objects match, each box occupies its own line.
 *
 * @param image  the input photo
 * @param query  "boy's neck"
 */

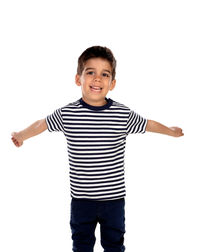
xmin=81 ymin=97 xmax=107 ymax=107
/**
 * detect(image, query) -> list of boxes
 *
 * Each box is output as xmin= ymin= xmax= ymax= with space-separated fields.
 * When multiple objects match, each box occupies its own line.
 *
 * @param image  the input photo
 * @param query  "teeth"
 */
xmin=90 ymin=86 xmax=102 ymax=90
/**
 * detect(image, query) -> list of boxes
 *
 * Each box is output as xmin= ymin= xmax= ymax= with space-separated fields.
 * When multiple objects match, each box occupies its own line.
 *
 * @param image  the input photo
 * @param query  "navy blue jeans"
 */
xmin=70 ymin=198 xmax=125 ymax=252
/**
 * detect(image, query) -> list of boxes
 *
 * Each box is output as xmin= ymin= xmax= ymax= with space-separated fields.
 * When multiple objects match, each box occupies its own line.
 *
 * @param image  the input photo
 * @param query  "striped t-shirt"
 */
xmin=46 ymin=98 xmax=147 ymax=201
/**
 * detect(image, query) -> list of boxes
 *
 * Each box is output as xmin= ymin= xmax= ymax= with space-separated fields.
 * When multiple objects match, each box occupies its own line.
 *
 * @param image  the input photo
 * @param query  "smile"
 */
xmin=90 ymin=86 xmax=102 ymax=92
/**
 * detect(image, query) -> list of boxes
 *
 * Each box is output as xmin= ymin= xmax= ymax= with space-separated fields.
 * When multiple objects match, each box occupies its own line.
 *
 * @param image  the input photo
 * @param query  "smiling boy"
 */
xmin=12 ymin=46 xmax=183 ymax=251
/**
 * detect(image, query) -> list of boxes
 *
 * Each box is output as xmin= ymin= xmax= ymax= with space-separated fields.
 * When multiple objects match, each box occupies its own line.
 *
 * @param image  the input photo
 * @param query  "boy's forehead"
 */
xmin=83 ymin=58 xmax=112 ymax=71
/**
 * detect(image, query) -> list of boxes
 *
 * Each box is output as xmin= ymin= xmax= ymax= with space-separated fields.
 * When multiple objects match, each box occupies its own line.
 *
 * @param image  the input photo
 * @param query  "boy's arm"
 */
xmin=146 ymin=120 xmax=184 ymax=137
xmin=11 ymin=119 xmax=47 ymax=147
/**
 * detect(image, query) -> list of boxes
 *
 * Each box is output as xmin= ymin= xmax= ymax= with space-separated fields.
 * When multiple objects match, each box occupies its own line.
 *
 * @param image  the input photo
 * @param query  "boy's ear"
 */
xmin=109 ymin=79 xmax=116 ymax=91
xmin=75 ymin=74 xmax=81 ymax=86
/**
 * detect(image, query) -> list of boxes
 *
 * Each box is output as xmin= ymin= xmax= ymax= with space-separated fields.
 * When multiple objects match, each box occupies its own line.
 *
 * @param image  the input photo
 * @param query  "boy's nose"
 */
xmin=94 ymin=75 xmax=101 ymax=82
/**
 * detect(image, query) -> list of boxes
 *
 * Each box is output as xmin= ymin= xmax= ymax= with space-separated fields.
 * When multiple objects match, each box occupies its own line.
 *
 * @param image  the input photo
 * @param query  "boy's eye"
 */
xmin=86 ymin=71 xmax=95 ymax=75
xmin=102 ymin=73 xmax=110 ymax=77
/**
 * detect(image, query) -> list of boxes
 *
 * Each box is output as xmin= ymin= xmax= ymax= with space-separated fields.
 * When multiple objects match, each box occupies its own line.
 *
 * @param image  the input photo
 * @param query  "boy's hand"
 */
xmin=11 ymin=132 xmax=24 ymax=147
xmin=170 ymin=127 xmax=184 ymax=137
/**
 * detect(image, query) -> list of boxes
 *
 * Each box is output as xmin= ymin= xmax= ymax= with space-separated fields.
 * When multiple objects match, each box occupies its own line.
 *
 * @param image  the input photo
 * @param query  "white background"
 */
xmin=1 ymin=0 xmax=200 ymax=251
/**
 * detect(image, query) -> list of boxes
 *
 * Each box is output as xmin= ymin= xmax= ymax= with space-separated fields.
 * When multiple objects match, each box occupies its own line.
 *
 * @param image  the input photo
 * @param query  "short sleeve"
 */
xmin=46 ymin=108 xmax=64 ymax=132
xmin=126 ymin=110 xmax=147 ymax=134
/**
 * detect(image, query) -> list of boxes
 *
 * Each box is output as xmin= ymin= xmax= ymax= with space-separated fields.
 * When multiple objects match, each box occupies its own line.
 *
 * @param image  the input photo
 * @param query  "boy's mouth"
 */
xmin=90 ymin=85 xmax=102 ymax=92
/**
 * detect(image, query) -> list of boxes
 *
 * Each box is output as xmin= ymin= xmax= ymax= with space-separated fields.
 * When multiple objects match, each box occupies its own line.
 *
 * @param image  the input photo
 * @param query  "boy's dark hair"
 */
xmin=77 ymin=46 xmax=117 ymax=80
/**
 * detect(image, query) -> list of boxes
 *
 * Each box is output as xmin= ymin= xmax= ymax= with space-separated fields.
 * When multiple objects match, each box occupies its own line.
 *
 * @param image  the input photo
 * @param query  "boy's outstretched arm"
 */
xmin=11 ymin=119 xmax=47 ymax=147
xmin=146 ymin=120 xmax=184 ymax=137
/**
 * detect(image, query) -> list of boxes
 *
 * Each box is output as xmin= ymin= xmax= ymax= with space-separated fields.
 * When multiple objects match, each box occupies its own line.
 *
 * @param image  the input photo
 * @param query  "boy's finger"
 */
xmin=14 ymin=140 xmax=18 ymax=145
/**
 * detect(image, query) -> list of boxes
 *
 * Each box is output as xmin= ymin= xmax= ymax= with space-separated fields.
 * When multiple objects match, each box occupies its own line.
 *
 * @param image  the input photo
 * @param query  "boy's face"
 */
xmin=75 ymin=57 xmax=116 ymax=106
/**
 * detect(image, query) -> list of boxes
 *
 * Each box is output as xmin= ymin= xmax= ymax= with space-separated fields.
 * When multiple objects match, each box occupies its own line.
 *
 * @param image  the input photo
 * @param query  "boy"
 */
xmin=11 ymin=46 xmax=184 ymax=252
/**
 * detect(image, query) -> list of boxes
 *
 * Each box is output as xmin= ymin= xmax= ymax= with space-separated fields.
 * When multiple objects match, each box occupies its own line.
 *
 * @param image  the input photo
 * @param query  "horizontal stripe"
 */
xmin=71 ymin=184 xmax=125 ymax=192
xmin=70 ymin=177 xmax=124 ymax=185
xmin=70 ymin=165 xmax=124 ymax=173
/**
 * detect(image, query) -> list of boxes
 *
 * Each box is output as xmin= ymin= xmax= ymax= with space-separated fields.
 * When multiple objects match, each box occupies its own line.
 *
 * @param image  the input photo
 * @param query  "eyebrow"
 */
xmin=85 ymin=67 xmax=111 ymax=74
